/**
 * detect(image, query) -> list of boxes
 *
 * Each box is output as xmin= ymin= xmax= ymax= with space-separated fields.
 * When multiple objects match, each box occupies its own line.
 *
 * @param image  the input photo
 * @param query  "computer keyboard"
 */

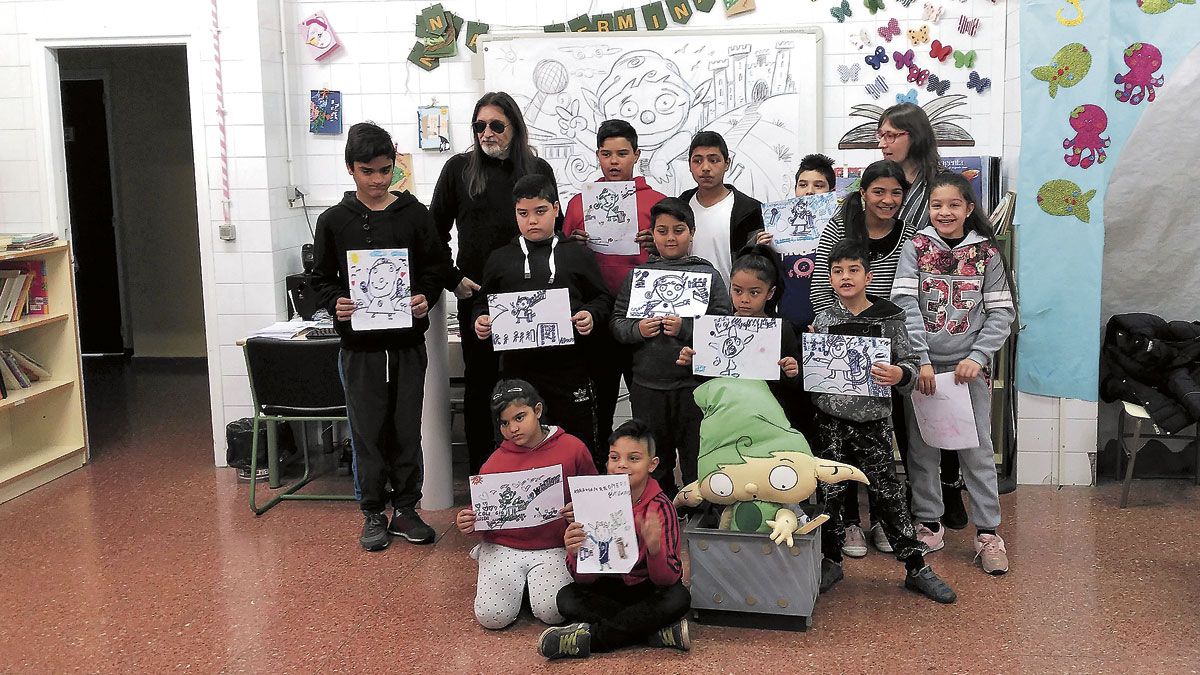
xmin=303 ymin=326 xmax=340 ymax=339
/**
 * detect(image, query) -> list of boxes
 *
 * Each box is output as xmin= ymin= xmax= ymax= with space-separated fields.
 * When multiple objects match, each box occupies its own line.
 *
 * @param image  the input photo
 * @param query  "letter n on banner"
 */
xmin=668 ymin=0 xmax=693 ymax=23
xmin=592 ymin=12 xmax=614 ymax=31
xmin=614 ymin=8 xmax=638 ymax=30
xmin=642 ymin=2 xmax=668 ymax=30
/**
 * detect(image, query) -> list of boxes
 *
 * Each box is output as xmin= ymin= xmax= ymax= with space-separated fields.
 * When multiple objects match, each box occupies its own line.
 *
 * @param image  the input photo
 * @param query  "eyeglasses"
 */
xmin=473 ymin=120 xmax=508 ymax=135
xmin=875 ymin=130 xmax=910 ymax=144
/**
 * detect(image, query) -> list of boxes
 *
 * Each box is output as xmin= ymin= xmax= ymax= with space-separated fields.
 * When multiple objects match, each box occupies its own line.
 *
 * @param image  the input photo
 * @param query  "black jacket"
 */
xmin=430 ymin=150 xmax=558 ymax=291
xmin=311 ymin=191 xmax=450 ymax=351
xmin=678 ymin=184 xmax=764 ymax=265
xmin=474 ymin=235 xmax=613 ymax=376
xmin=1100 ymin=313 xmax=1200 ymax=432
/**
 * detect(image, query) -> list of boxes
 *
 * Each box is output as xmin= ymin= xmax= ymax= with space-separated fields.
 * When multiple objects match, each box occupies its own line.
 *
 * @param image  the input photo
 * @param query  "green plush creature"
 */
xmin=675 ymin=379 xmax=870 ymax=547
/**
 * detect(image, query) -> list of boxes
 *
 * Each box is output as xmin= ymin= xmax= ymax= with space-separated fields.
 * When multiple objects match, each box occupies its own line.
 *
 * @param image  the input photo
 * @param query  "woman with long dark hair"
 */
xmin=877 ymin=102 xmax=942 ymax=231
xmin=431 ymin=92 xmax=559 ymax=473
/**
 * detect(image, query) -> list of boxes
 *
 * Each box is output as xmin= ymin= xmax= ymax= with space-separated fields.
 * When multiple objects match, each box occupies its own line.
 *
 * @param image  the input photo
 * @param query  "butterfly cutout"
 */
xmin=953 ymin=49 xmax=977 ymax=69
xmin=926 ymin=74 xmax=951 ymax=95
xmin=865 ymin=74 xmax=889 ymax=100
xmin=864 ymin=0 xmax=886 ymax=15
xmin=958 ymin=15 xmax=980 ymax=36
xmin=865 ymin=46 xmax=890 ymax=70
xmin=830 ymin=0 xmax=853 ymax=22
xmin=897 ymin=0 xmax=916 ymax=5
xmin=967 ymin=70 xmax=991 ymax=94
xmin=877 ymin=18 xmax=901 ymax=42
xmin=893 ymin=48 xmax=915 ymax=70
xmin=908 ymin=25 xmax=930 ymax=45
xmin=896 ymin=88 xmax=919 ymax=105
xmin=923 ymin=2 xmax=944 ymax=22
xmin=929 ymin=39 xmax=952 ymax=62
xmin=907 ymin=63 xmax=930 ymax=86
xmin=850 ymin=29 xmax=873 ymax=50
xmin=837 ymin=63 xmax=862 ymax=83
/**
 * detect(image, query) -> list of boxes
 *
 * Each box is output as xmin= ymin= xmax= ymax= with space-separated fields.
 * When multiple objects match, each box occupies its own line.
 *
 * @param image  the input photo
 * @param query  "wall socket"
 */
xmin=219 ymin=224 xmax=236 ymax=241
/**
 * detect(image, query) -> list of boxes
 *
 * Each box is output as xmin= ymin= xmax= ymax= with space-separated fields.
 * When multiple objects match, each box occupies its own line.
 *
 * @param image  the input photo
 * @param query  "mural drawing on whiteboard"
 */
xmin=497 ymin=39 xmax=801 ymax=202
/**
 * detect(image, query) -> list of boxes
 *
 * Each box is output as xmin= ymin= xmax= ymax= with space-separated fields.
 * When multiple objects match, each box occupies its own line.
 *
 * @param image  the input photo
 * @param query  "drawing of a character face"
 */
xmin=828 ymin=336 xmax=848 ymax=359
xmin=367 ymin=259 xmax=399 ymax=298
xmin=513 ymin=297 xmax=532 ymax=313
xmin=305 ymin=18 xmax=333 ymax=49
xmin=653 ymin=274 xmax=686 ymax=303
xmin=593 ymin=522 xmax=612 ymax=541
xmin=594 ymin=51 xmax=694 ymax=149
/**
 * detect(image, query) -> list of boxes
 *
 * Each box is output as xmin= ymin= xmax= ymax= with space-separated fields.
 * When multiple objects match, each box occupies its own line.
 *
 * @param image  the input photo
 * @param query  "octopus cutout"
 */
xmin=1063 ymin=104 xmax=1110 ymax=169
xmin=1114 ymin=43 xmax=1164 ymax=106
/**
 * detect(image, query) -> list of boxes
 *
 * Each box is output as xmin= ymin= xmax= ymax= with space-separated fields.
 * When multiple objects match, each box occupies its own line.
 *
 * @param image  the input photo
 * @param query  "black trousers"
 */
xmin=628 ymin=382 xmax=702 ymax=497
xmin=458 ymin=297 xmax=501 ymax=473
xmin=590 ymin=328 xmax=633 ymax=452
xmin=339 ymin=345 xmax=426 ymax=514
xmin=557 ymin=579 xmax=691 ymax=652
xmin=816 ymin=414 xmax=924 ymax=562
xmin=842 ymin=394 xmax=961 ymax=525
xmin=505 ymin=364 xmax=600 ymax=467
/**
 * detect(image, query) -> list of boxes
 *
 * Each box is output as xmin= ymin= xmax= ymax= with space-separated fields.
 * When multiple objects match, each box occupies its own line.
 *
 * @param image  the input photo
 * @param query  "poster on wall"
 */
xmin=390 ymin=152 xmax=415 ymax=193
xmin=299 ymin=12 xmax=341 ymax=61
xmin=417 ymin=105 xmax=451 ymax=151
xmin=310 ymin=89 xmax=342 ymax=135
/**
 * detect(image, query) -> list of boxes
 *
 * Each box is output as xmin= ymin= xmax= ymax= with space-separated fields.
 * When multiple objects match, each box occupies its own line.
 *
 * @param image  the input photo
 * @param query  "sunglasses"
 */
xmin=473 ymin=120 xmax=507 ymax=135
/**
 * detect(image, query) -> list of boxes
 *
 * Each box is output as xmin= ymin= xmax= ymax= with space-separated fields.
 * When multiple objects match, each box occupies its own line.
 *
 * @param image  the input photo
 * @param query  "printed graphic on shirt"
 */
xmin=920 ymin=276 xmax=981 ymax=335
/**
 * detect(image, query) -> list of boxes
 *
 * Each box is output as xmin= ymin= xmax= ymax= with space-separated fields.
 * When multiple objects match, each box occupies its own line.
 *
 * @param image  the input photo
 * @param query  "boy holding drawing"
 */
xmin=808 ymin=240 xmax=955 ymax=603
xmin=456 ymin=380 xmax=597 ymax=629
xmin=538 ymin=420 xmax=691 ymax=659
xmin=562 ymin=119 xmax=666 ymax=451
xmin=609 ymin=198 xmax=731 ymax=498
xmin=310 ymin=121 xmax=450 ymax=552
xmin=474 ymin=174 xmax=613 ymax=462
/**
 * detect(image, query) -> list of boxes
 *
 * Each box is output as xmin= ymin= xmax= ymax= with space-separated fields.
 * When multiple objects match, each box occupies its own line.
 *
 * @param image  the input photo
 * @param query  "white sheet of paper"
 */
xmin=569 ymin=474 xmax=638 ymax=574
xmin=347 ymin=249 xmax=412 ymax=331
xmin=911 ymin=372 xmax=979 ymax=450
xmin=488 ymin=287 xmax=575 ymax=352
xmin=692 ymin=316 xmax=782 ymax=381
xmin=801 ymin=332 xmax=892 ymax=397
xmin=625 ymin=269 xmax=711 ymax=318
xmin=470 ymin=465 xmax=565 ymax=531
xmin=582 ymin=181 xmax=640 ymax=256
xmin=761 ymin=192 xmax=839 ymax=256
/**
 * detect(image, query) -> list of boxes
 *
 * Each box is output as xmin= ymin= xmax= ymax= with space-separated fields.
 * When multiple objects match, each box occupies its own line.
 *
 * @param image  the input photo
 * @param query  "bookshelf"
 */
xmin=0 ymin=242 xmax=87 ymax=504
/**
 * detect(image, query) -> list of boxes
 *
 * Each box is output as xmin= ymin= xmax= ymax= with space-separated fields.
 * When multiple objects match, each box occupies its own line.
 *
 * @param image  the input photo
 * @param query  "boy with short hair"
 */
xmin=810 ymin=239 xmax=955 ymax=603
xmin=563 ymin=119 xmax=666 ymax=448
xmin=678 ymin=131 xmax=764 ymax=284
xmin=538 ymin=419 xmax=692 ymax=660
xmin=474 ymin=174 xmax=613 ymax=461
xmin=310 ymin=121 xmax=451 ymax=551
xmin=610 ymin=198 xmax=732 ymax=497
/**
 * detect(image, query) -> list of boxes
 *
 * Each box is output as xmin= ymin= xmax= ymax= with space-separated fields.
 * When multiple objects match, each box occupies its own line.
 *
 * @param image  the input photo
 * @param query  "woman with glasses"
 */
xmin=431 ymin=92 xmax=560 ymax=473
xmin=876 ymin=102 xmax=943 ymax=231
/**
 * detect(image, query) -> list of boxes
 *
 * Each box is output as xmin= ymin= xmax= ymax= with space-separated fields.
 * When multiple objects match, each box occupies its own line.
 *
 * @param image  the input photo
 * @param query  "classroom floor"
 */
xmin=0 ymin=360 xmax=1197 ymax=674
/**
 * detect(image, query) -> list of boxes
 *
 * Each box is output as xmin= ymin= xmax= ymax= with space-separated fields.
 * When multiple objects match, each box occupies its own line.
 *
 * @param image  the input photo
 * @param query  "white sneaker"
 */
xmin=974 ymin=533 xmax=1009 ymax=575
xmin=871 ymin=522 xmax=894 ymax=553
xmin=841 ymin=524 xmax=868 ymax=558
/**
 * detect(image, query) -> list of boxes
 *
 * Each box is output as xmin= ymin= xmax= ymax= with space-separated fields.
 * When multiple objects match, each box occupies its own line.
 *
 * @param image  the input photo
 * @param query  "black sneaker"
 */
xmin=942 ymin=481 xmax=969 ymax=530
xmin=538 ymin=623 xmax=591 ymax=660
xmin=388 ymin=507 xmax=435 ymax=544
xmin=237 ymin=466 xmax=269 ymax=481
xmin=905 ymin=565 xmax=957 ymax=604
xmin=646 ymin=618 xmax=691 ymax=651
xmin=819 ymin=558 xmax=843 ymax=593
xmin=360 ymin=512 xmax=390 ymax=552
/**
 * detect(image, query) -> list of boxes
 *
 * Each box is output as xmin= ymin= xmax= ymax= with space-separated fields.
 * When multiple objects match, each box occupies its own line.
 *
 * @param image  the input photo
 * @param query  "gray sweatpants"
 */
xmin=905 ymin=364 xmax=1001 ymax=530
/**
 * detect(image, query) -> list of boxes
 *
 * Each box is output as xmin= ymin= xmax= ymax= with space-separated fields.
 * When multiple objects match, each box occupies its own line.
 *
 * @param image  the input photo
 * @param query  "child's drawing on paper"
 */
xmin=469 ymin=466 xmax=565 ymax=531
xmin=347 ymin=249 xmax=412 ymax=331
xmin=570 ymin=474 xmax=638 ymax=574
xmin=488 ymin=288 xmax=575 ymax=352
xmin=801 ymin=333 xmax=891 ymax=397
xmin=760 ymin=191 xmax=838 ymax=256
xmin=626 ymin=269 xmax=711 ymax=318
xmin=582 ymin=181 xmax=639 ymax=255
xmin=693 ymin=316 xmax=782 ymax=380
xmin=417 ymin=105 xmax=451 ymax=151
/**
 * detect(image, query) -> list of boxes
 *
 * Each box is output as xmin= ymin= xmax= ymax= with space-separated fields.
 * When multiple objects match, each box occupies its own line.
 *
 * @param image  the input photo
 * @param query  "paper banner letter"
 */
xmin=694 ymin=0 xmax=717 ymax=10
xmin=642 ymin=2 xmax=668 ymax=31
xmin=465 ymin=21 xmax=489 ymax=53
xmin=407 ymin=42 xmax=438 ymax=71
xmin=592 ymin=13 xmax=614 ymax=31
xmin=567 ymin=14 xmax=593 ymax=32
xmin=419 ymin=3 xmax=448 ymax=35
xmin=544 ymin=23 xmax=567 ymax=32
xmin=614 ymin=8 xmax=638 ymax=30
xmin=668 ymin=0 xmax=693 ymax=23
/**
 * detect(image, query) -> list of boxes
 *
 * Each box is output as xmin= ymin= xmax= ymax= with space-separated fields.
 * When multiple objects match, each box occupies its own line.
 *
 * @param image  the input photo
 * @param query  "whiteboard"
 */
xmin=479 ymin=28 xmax=822 ymax=205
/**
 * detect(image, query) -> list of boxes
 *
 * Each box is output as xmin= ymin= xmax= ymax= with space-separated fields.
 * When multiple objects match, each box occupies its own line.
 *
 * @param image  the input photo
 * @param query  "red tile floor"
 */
xmin=0 ymin=360 xmax=1197 ymax=673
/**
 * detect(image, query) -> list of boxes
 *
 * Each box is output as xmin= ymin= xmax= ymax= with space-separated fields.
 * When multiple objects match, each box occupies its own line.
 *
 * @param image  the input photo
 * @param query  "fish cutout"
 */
xmin=1037 ymin=179 xmax=1095 ymax=223
xmin=1032 ymin=43 xmax=1092 ymax=98
xmin=1137 ymin=0 xmax=1195 ymax=14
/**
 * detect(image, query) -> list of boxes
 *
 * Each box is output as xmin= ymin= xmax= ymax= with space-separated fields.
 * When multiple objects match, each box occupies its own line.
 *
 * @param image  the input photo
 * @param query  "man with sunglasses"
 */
xmin=431 ymin=92 xmax=561 ymax=473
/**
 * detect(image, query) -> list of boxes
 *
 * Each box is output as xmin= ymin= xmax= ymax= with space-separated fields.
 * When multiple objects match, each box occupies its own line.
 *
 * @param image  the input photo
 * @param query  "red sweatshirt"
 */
xmin=562 ymin=176 xmax=666 ymax=295
xmin=567 ymin=477 xmax=682 ymax=587
xmin=477 ymin=427 xmax=598 ymax=551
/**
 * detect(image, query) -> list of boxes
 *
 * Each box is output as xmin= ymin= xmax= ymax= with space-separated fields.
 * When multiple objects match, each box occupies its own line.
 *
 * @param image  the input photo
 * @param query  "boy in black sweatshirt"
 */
xmin=473 ymin=174 xmax=613 ymax=465
xmin=310 ymin=122 xmax=451 ymax=552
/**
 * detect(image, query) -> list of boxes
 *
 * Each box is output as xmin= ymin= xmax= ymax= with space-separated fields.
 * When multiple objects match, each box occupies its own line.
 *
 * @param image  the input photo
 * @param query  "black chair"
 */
xmin=243 ymin=336 xmax=356 ymax=514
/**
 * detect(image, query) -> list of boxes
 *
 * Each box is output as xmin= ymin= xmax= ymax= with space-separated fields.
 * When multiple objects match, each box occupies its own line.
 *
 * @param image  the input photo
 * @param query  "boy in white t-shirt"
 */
xmin=677 ymin=131 xmax=763 ymax=284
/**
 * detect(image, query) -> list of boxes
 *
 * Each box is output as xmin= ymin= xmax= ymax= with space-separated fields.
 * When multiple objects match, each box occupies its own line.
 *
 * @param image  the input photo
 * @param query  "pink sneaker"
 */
xmin=974 ymin=533 xmax=1009 ymax=575
xmin=915 ymin=523 xmax=945 ymax=552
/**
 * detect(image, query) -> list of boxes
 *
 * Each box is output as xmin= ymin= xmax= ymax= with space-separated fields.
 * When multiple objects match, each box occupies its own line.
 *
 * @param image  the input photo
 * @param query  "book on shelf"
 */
xmin=0 ymin=347 xmax=50 ymax=399
xmin=4 ymin=233 xmax=58 ymax=251
xmin=939 ymin=155 xmax=1001 ymax=213
xmin=0 ymin=260 xmax=48 ymax=321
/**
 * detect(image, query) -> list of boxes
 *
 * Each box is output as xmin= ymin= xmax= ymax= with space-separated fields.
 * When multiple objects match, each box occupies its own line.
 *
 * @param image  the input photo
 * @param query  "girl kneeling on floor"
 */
xmin=456 ymin=380 xmax=598 ymax=629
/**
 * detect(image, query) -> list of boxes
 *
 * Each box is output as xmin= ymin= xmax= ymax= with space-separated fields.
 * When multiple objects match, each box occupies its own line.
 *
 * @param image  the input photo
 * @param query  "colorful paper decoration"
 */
xmin=299 ymin=12 xmax=341 ymax=61
xmin=309 ymin=89 xmax=342 ymax=135
xmin=417 ymin=105 xmax=451 ymax=151
xmin=724 ymin=0 xmax=756 ymax=16
xmin=641 ymin=2 xmax=668 ymax=30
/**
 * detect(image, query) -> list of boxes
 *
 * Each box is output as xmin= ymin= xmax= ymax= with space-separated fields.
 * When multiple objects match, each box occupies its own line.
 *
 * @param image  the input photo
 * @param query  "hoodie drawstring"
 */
xmin=519 ymin=236 xmax=558 ymax=284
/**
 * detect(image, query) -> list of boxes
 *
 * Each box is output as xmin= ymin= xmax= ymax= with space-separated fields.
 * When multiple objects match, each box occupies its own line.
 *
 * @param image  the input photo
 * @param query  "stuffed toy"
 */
xmin=674 ymin=378 xmax=869 ymax=547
